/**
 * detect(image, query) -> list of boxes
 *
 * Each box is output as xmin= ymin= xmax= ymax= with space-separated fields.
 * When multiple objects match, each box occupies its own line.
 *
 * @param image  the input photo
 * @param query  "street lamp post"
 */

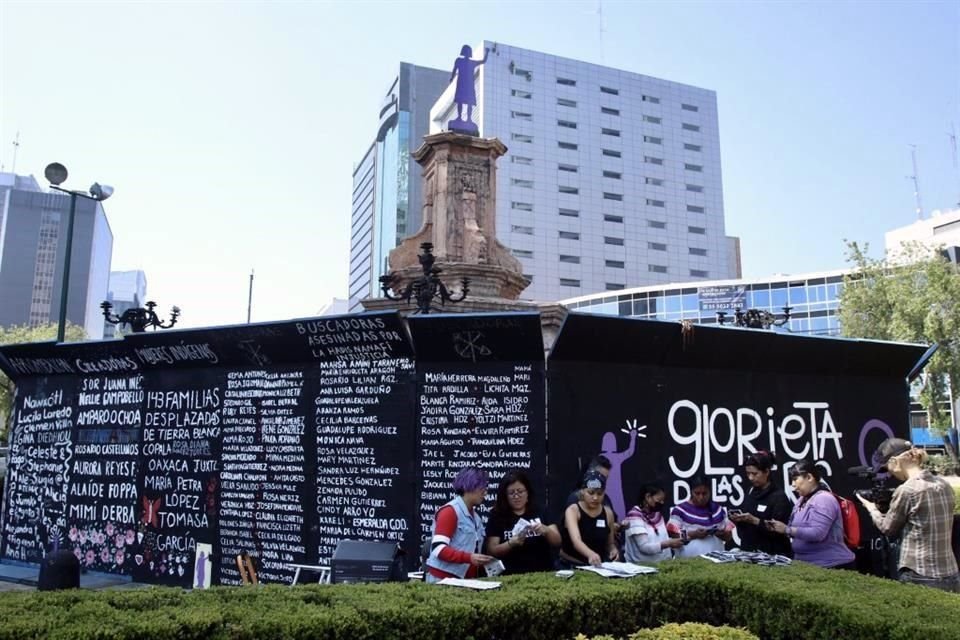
xmin=716 ymin=306 xmax=793 ymax=330
xmin=44 ymin=162 xmax=114 ymax=342
xmin=379 ymin=242 xmax=470 ymax=314
xmin=100 ymin=300 xmax=181 ymax=333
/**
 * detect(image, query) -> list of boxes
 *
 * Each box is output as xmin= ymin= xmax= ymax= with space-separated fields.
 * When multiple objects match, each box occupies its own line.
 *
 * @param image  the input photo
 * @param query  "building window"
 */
xmin=557 ymin=77 xmax=577 ymax=86
xmin=684 ymin=143 xmax=702 ymax=152
xmin=557 ymin=119 xmax=578 ymax=129
xmin=644 ymin=135 xmax=662 ymax=144
xmin=606 ymin=259 xmax=625 ymax=268
xmin=642 ymin=95 xmax=660 ymax=103
xmin=690 ymin=269 xmax=709 ymax=278
xmin=688 ymin=226 xmax=706 ymax=234
xmin=557 ymin=97 xmax=577 ymax=107
xmin=559 ymin=186 xmax=579 ymax=195
xmin=646 ymin=198 xmax=665 ymax=207
xmin=511 ymin=224 xmax=534 ymax=235
xmin=603 ymin=192 xmax=623 ymax=201
xmin=600 ymin=86 xmax=619 ymax=95
xmin=681 ymin=103 xmax=700 ymax=112
xmin=512 ymin=178 xmax=534 ymax=188
xmin=601 ymin=106 xmax=620 ymax=116
xmin=603 ymin=170 xmax=621 ymax=179
xmin=513 ymin=66 xmax=532 ymax=78
xmin=558 ymin=141 xmax=578 ymax=150
xmin=511 ymin=111 xmax=533 ymax=121
xmin=558 ymin=231 xmax=580 ymax=240
xmin=604 ymin=236 xmax=625 ymax=246
xmin=643 ymin=115 xmax=662 ymax=124
xmin=511 ymin=89 xmax=532 ymax=99
xmin=513 ymin=249 xmax=534 ymax=259
xmin=687 ymin=204 xmax=705 ymax=213
xmin=686 ymin=184 xmax=704 ymax=193
xmin=648 ymin=219 xmax=666 ymax=229
xmin=645 ymin=177 xmax=663 ymax=186
xmin=648 ymin=241 xmax=667 ymax=251
xmin=604 ymin=214 xmax=623 ymax=223
xmin=511 ymin=201 xmax=533 ymax=211
xmin=602 ymin=128 xmax=621 ymax=137
xmin=523 ymin=274 xmax=534 ymax=282
xmin=644 ymin=156 xmax=664 ymax=165
xmin=511 ymin=156 xmax=533 ymax=165
xmin=649 ymin=264 xmax=668 ymax=274
xmin=560 ymin=278 xmax=581 ymax=287
xmin=682 ymin=123 xmax=701 ymax=132
xmin=606 ymin=283 xmax=625 ymax=291
xmin=558 ymin=163 xmax=579 ymax=173
xmin=559 ymin=254 xmax=581 ymax=263
xmin=685 ymin=163 xmax=703 ymax=172
xmin=512 ymin=133 xmax=533 ymax=143
xmin=602 ymin=148 xmax=621 ymax=158
xmin=689 ymin=247 xmax=708 ymax=256
xmin=559 ymin=208 xmax=580 ymax=217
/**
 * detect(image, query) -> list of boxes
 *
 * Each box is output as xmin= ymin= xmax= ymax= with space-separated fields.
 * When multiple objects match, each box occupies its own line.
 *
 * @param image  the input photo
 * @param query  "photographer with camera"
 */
xmin=857 ymin=438 xmax=959 ymax=593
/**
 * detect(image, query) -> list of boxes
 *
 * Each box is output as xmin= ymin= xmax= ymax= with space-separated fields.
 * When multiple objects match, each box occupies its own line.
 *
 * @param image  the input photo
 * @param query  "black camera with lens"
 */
xmin=848 ymin=465 xmax=894 ymax=513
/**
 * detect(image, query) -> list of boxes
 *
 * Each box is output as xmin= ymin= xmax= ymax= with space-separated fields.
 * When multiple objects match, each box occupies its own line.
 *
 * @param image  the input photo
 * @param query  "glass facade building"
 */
xmin=348 ymin=64 xmax=449 ymax=312
xmin=562 ymin=268 xmax=848 ymax=336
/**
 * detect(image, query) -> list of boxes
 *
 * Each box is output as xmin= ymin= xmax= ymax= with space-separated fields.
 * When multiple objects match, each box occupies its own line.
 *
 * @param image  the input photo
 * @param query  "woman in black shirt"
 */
xmin=484 ymin=469 xmax=561 ymax=574
xmin=729 ymin=450 xmax=793 ymax=557
xmin=560 ymin=470 xmax=619 ymax=566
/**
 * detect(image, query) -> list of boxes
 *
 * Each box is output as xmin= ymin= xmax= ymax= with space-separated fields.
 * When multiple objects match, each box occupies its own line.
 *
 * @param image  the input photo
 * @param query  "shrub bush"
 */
xmin=1 ymin=560 xmax=959 ymax=640
xmin=577 ymin=622 xmax=758 ymax=640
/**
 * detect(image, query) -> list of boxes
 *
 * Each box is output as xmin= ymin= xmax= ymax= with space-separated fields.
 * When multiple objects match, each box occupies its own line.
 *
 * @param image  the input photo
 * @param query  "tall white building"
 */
xmin=885 ymin=208 xmax=960 ymax=264
xmin=429 ymin=41 xmax=740 ymax=302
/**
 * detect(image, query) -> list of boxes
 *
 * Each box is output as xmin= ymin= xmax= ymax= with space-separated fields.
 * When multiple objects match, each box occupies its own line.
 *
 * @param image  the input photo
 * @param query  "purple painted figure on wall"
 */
xmin=600 ymin=428 xmax=638 ymax=519
xmin=448 ymin=45 xmax=490 ymax=136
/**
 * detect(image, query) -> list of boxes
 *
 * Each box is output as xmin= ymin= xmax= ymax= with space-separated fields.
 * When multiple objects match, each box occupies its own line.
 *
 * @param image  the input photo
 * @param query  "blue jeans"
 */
xmin=898 ymin=568 xmax=960 ymax=593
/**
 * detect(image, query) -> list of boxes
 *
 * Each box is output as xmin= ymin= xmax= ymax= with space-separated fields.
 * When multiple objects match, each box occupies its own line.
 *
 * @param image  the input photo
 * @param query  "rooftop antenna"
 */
xmin=950 ymin=122 xmax=959 ymax=207
xmin=10 ymin=131 xmax=21 ymax=174
xmin=907 ymin=144 xmax=923 ymax=220
xmin=597 ymin=0 xmax=606 ymax=64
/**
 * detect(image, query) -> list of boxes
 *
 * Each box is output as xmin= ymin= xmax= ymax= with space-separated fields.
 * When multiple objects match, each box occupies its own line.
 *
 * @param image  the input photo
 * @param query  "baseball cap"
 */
xmin=874 ymin=438 xmax=913 ymax=472
xmin=581 ymin=470 xmax=607 ymax=491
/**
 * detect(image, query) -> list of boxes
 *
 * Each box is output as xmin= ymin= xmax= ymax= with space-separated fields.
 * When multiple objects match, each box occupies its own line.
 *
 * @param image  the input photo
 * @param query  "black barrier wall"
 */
xmin=0 ymin=311 xmax=928 ymax=584
xmin=547 ymin=313 xmax=927 ymax=573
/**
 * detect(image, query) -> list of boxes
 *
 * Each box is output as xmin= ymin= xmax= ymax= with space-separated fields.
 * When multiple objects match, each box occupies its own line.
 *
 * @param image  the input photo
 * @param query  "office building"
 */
xmin=885 ymin=208 xmax=960 ymax=264
xmin=0 ymin=172 xmax=113 ymax=339
xmin=429 ymin=41 xmax=741 ymax=302
xmin=348 ymin=63 xmax=450 ymax=311
xmin=562 ymin=269 xmax=847 ymax=336
xmin=103 ymin=270 xmax=147 ymax=338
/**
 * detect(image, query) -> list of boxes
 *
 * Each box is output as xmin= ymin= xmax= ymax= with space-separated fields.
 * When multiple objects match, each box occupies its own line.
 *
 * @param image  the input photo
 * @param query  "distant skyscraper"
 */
xmin=429 ymin=41 xmax=741 ymax=302
xmin=348 ymin=63 xmax=450 ymax=311
xmin=103 ymin=270 xmax=147 ymax=338
xmin=0 ymin=172 xmax=113 ymax=339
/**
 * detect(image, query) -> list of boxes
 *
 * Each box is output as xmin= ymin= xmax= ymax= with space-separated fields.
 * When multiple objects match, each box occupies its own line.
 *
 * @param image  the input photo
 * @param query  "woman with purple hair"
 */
xmin=426 ymin=466 xmax=494 ymax=583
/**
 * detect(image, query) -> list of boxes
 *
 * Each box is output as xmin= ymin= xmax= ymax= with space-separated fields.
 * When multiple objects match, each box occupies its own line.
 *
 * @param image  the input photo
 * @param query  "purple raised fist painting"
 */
xmin=448 ymin=45 xmax=489 ymax=136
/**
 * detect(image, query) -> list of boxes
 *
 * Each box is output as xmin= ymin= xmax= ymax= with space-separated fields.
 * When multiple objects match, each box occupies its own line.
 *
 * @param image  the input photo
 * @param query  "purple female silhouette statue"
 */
xmin=600 ymin=428 xmax=638 ymax=520
xmin=194 ymin=551 xmax=206 ymax=589
xmin=448 ymin=45 xmax=490 ymax=136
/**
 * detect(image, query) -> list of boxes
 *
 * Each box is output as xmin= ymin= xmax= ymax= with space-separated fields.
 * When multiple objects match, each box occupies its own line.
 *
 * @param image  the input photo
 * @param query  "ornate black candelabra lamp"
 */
xmin=716 ymin=306 xmax=792 ymax=330
xmin=379 ymin=242 xmax=469 ymax=314
xmin=101 ymin=300 xmax=181 ymax=333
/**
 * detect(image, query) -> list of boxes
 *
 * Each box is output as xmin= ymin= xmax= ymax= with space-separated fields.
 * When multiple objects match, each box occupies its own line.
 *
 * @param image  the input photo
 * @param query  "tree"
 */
xmin=839 ymin=241 xmax=960 ymax=469
xmin=0 ymin=323 xmax=87 ymax=444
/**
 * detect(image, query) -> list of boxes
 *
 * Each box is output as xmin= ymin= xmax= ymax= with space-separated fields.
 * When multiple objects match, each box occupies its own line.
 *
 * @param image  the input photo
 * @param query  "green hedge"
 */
xmin=577 ymin=622 xmax=758 ymax=640
xmin=1 ymin=560 xmax=958 ymax=640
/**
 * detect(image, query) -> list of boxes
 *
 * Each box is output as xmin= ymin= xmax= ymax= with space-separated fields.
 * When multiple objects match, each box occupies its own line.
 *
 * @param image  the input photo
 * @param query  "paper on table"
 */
xmin=437 ymin=577 xmax=502 ymax=590
xmin=576 ymin=562 xmax=658 ymax=578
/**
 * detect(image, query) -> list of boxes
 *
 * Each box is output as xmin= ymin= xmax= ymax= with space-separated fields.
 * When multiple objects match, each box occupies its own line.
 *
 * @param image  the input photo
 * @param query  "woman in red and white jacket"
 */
xmin=425 ymin=466 xmax=493 ymax=583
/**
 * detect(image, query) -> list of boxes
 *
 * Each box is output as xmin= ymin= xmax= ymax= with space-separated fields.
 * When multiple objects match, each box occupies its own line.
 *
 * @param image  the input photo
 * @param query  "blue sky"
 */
xmin=1 ymin=1 xmax=957 ymax=328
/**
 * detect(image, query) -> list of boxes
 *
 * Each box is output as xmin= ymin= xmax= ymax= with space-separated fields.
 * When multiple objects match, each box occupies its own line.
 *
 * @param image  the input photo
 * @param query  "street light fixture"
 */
xmin=100 ymin=300 xmax=181 ymax=333
xmin=379 ymin=242 xmax=470 ymax=314
xmin=44 ymin=162 xmax=114 ymax=342
xmin=716 ymin=306 xmax=793 ymax=330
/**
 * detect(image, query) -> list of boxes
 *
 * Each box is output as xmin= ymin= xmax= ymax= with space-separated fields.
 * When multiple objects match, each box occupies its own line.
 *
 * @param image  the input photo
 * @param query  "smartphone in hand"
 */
xmin=728 ymin=509 xmax=744 ymax=517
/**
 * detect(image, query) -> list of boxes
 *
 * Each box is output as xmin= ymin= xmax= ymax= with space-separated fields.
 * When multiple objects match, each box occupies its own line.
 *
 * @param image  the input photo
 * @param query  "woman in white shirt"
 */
xmin=624 ymin=482 xmax=683 ymax=563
